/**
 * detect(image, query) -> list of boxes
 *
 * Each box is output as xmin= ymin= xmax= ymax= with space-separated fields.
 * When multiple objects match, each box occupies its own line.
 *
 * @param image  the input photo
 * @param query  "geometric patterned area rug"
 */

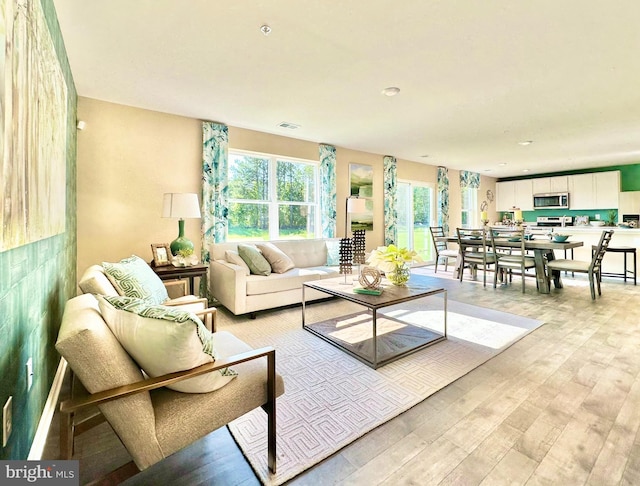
xmin=219 ymin=296 xmax=542 ymax=485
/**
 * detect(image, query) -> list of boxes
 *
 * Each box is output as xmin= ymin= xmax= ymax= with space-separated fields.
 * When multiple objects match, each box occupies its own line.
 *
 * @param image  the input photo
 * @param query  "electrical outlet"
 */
xmin=3 ymin=396 xmax=12 ymax=448
xmin=26 ymin=357 xmax=33 ymax=391
xmin=595 ymin=214 xmax=601 ymax=220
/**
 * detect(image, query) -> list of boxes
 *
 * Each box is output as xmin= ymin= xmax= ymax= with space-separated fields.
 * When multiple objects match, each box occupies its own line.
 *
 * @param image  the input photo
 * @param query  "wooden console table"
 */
xmin=151 ymin=263 xmax=208 ymax=296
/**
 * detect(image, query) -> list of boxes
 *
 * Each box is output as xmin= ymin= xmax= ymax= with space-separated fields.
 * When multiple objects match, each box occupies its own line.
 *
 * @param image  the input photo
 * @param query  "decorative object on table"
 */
xmin=590 ymin=220 xmax=606 ymax=227
xmin=352 ymin=229 xmax=366 ymax=264
xmin=358 ymin=266 xmax=382 ymax=290
xmin=575 ymin=215 xmax=590 ymax=226
xmin=151 ymin=243 xmax=172 ymax=267
xmin=552 ymin=234 xmax=570 ymax=243
xmin=172 ymin=248 xmax=199 ymax=267
xmin=162 ymin=193 xmax=202 ymax=256
xmin=367 ymin=244 xmax=423 ymax=286
xmin=606 ymin=210 xmax=618 ymax=226
xmin=512 ymin=208 xmax=523 ymax=227
xmin=338 ymin=238 xmax=354 ymax=282
xmin=480 ymin=201 xmax=489 ymax=225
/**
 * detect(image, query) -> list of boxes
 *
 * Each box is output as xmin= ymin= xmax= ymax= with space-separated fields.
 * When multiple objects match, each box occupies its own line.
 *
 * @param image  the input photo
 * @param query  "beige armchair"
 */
xmin=78 ymin=264 xmax=215 ymax=331
xmin=56 ymin=294 xmax=284 ymax=478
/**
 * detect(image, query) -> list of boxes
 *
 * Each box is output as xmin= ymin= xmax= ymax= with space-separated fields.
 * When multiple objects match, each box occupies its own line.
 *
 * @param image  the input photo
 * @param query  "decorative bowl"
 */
xmin=553 ymin=234 xmax=569 ymax=242
xmin=590 ymin=221 xmax=605 ymax=227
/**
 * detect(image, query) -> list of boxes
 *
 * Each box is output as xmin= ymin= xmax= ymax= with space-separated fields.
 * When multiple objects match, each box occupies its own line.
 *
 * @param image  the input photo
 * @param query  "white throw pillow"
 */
xmin=225 ymin=250 xmax=251 ymax=276
xmin=256 ymin=243 xmax=295 ymax=273
xmin=97 ymin=295 xmax=237 ymax=393
xmin=102 ymin=255 xmax=168 ymax=305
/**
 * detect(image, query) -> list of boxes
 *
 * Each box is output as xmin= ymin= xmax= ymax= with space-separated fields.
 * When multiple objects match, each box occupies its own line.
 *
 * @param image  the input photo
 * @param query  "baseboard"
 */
xmin=28 ymin=358 xmax=67 ymax=460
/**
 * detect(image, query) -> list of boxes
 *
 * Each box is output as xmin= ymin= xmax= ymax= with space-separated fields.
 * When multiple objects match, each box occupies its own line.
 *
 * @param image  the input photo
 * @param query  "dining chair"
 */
xmin=489 ymin=227 xmax=536 ymax=293
xmin=456 ymin=227 xmax=497 ymax=287
xmin=429 ymin=226 xmax=458 ymax=273
xmin=546 ymin=230 xmax=614 ymax=300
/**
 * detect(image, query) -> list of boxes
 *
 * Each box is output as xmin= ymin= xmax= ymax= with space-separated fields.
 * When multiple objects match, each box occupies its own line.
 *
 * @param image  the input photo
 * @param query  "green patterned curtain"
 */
xmin=460 ymin=170 xmax=480 ymax=189
xmin=201 ymin=122 xmax=228 ymax=297
xmin=383 ymin=155 xmax=397 ymax=245
xmin=319 ymin=144 xmax=337 ymax=238
xmin=437 ymin=166 xmax=450 ymax=234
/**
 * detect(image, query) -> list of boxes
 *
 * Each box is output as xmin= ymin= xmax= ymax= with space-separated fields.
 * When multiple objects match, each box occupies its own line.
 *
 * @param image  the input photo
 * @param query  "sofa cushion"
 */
xmin=78 ymin=265 xmax=120 ymax=296
xmin=256 ymin=242 xmax=295 ymax=273
xmin=102 ymin=255 xmax=169 ymax=305
xmin=245 ymin=266 xmax=339 ymax=296
xmin=272 ymin=239 xmax=328 ymax=267
xmin=238 ymin=244 xmax=271 ymax=276
xmin=225 ymin=250 xmax=251 ymax=276
xmin=97 ymin=295 xmax=237 ymax=393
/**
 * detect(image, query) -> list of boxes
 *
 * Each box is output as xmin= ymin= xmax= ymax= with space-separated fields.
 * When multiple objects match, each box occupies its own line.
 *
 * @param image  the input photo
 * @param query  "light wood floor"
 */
xmin=43 ymin=266 xmax=640 ymax=485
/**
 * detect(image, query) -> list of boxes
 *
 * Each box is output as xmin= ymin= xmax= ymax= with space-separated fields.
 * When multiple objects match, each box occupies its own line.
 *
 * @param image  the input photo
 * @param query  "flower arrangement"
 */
xmin=367 ymin=244 xmax=423 ymax=285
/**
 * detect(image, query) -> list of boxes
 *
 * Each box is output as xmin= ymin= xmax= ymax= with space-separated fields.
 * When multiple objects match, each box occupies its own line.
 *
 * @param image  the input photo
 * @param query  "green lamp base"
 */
xmin=170 ymin=236 xmax=194 ymax=256
xmin=170 ymin=219 xmax=194 ymax=256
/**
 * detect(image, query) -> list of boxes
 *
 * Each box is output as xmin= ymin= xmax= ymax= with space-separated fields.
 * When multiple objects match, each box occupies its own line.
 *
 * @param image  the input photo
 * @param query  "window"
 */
xmin=460 ymin=187 xmax=478 ymax=228
xmin=227 ymin=150 xmax=320 ymax=241
xmin=396 ymin=181 xmax=435 ymax=262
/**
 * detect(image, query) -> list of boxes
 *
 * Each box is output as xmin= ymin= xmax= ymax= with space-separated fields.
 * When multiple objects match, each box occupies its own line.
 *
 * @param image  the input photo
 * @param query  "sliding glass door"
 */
xmin=396 ymin=181 xmax=436 ymax=263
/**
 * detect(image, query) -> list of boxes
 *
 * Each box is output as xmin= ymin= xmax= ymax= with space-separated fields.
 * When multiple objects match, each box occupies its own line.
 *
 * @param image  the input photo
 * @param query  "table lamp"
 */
xmin=345 ymin=196 xmax=367 ymax=236
xmin=162 ymin=193 xmax=201 ymax=256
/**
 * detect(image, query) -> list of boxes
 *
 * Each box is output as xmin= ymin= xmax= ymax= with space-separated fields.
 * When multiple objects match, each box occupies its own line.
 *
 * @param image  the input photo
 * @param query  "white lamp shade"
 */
xmin=346 ymin=197 xmax=367 ymax=213
xmin=162 ymin=193 xmax=201 ymax=219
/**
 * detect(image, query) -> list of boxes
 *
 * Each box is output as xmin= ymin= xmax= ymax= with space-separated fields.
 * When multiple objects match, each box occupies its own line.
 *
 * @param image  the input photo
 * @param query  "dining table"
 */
xmin=437 ymin=234 xmax=584 ymax=294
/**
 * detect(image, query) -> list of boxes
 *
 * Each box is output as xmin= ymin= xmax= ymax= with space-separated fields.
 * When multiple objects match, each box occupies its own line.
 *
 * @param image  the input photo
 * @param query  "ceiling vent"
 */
xmin=278 ymin=122 xmax=301 ymax=129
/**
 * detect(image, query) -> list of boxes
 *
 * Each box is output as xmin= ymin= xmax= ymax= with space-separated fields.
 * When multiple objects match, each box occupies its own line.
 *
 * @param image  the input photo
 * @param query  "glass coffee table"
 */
xmin=302 ymin=274 xmax=447 ymax=369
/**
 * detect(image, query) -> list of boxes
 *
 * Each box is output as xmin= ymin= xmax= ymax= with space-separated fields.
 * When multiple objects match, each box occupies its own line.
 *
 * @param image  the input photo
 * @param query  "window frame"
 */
xmin=460 ymin=186 xmax=479 ymax=228
xmin=227 ymin=149 xmax=321 ymax=241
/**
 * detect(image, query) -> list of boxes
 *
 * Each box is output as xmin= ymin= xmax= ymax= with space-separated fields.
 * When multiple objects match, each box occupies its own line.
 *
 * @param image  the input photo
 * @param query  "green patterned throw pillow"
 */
xmin=98 ymin=295 xmax=237 ymax=393
xmin=102 ymin=255 xmax=169 ymax=305
xmin=238 ymin=244 xmax=272 ymax=276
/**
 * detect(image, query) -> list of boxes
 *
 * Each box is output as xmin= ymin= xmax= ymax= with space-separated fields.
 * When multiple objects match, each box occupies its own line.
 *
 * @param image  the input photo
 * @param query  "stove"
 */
xmin=535 ymin=216 xmax=573 ymax=227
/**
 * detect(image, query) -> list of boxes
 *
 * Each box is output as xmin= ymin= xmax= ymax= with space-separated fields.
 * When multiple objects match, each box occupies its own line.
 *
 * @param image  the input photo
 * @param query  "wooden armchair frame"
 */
xmin=60 ymin=346 xmax=278 ymax=474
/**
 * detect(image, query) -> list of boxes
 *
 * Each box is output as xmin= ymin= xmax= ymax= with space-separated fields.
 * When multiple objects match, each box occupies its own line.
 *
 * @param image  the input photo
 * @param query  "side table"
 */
xmin=151 ymin=263 xmax=208 ymax=296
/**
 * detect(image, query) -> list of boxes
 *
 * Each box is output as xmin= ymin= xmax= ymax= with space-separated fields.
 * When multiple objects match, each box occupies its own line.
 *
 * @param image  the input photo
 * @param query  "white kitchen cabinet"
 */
xmin=568 ymin=173 xmax=595 ymax=209
xmin=496 ymin=180 xmax=532 ymax=211
xmin=568 ymin=171 xmax=619 ymax=209
xmin=550 ymin=176 xmax=568 ymax=192
xmin=514 ymin=179 xmax=533 ymax=210
xmin=532 ymin=177 xmax=550 ymax=194
xmin=594 ymin=171 xmax=620 ymax=208
xmin=532 ymin=176 xmax=568 ymax=195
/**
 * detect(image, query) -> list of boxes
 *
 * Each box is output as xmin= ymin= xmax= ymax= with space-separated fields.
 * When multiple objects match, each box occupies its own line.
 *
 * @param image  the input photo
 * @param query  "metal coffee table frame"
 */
xmin=302 ymin=275 xmax=447 ymax=369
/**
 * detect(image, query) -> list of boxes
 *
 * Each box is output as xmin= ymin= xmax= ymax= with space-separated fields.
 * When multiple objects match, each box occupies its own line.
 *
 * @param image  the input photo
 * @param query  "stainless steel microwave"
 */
xmin=533 ymin=192 xmax=569 ymax=209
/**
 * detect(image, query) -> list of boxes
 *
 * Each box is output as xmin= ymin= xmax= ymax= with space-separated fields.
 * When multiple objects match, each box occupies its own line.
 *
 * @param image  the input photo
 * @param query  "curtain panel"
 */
xmin=202 ymin=121 xmax=229 ymax=269
xmin=437 ymin=166 xmax=450 ymax=235
xmin=460 ymin=170 xmax=480 ymax=189
xmin=383 ymin=155 xmax=397 ymax=245
xmin=319 ymin=144 xmax=337 ymax=238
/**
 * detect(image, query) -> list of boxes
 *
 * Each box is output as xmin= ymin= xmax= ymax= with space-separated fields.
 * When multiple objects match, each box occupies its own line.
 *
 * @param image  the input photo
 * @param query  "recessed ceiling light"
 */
xmin=420 ymin=154 xmax=429 ymax=158
xmin=498 ymin=163 xmax=507 ymax=167
xmin=260 ymin=24 xmax=272 ymax=36
xmin=518 ymin=140 xmax=533 ymax=146
xmin=277 ymin=121 xmax=300 ymax=129
xmin=381 ymin=87 xmax=400 ymax=97
xmin=484 ymin=169 xmax=492 ymax=172
xmin=522 ymin=169 xmax=530 ymax=172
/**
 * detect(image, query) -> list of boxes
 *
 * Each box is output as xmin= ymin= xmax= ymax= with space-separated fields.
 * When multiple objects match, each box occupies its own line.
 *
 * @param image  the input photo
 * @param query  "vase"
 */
xmin=387 ymin=263 xmax=411 ymax=285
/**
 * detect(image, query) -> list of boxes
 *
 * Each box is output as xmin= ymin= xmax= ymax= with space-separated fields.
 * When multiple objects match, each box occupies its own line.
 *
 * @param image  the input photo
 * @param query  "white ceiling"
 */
xmin=53 ymin=0 xmax=640 ymax=178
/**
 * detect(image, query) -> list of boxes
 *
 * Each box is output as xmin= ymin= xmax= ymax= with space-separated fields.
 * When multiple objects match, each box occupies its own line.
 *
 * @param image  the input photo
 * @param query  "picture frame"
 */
xmin=151 ymin=243 xmax=172 ymax=266
xmin=349 ymin=163 xmax=374 ymax=231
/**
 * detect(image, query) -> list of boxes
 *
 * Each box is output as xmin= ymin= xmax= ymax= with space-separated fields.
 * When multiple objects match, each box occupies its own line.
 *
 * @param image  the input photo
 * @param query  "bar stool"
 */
xmin=591 ymin=245 xmax=637 ymax=285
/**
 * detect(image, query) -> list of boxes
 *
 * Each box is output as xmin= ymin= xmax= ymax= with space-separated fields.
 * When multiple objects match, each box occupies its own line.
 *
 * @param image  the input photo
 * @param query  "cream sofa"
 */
xmin=209 ymin=239 xmax=340 ymax=316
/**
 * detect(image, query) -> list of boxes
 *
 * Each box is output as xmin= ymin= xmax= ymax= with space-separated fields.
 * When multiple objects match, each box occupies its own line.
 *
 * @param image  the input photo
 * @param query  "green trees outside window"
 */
xmin=228 ymin=152 xmax=319 ymax=240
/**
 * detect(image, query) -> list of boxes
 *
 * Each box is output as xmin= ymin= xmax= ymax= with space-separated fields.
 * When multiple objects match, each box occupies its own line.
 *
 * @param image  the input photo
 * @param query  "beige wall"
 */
xmin=77 ymin=97 xmax=496 ymax=277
